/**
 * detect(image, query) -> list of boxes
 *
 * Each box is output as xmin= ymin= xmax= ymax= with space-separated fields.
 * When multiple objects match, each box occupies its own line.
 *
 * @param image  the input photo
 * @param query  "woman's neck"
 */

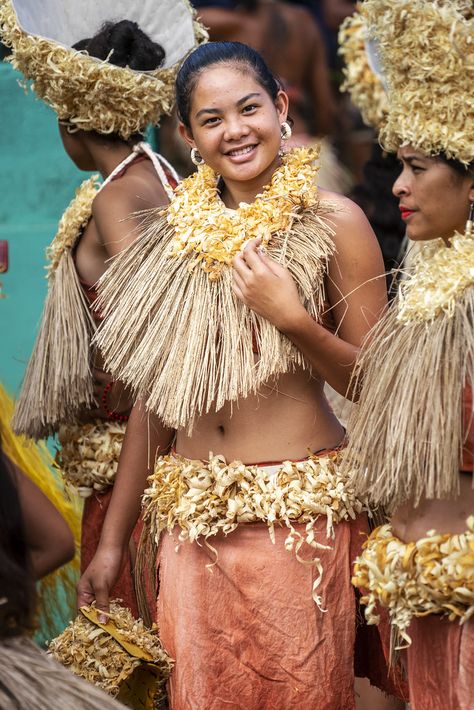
xmin=87 ymin=139 xmax=136 ymax=180
xmin=220 ymin=155 xmax=281 ymax=208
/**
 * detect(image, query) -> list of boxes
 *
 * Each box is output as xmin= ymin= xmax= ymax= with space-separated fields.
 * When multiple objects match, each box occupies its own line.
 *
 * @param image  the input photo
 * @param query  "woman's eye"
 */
xmin=203 ymin=116 xmax=220 ymax=126
xmin=242 ymin=104 xmax=257 ymax=113
xmin=411 ymin=164 xmax=425 ymax=174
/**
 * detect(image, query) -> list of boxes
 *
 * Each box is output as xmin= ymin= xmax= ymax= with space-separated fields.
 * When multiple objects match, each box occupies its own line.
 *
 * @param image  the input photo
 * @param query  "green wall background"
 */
xmin=0 ymin=61 xmax=91 ymax=396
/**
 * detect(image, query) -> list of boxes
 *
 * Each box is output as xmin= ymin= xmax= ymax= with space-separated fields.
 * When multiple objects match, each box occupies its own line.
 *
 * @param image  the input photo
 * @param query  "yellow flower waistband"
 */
xmin=352 ymin=518 xmax=474 ymax=648
xmin=142 ymin=451 xmax=366 ymax=610
xmin=57 ymin=421 xmax=126 ymax=497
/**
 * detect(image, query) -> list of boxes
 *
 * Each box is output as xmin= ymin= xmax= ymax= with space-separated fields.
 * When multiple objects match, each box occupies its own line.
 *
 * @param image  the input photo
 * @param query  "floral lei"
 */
xmin=167 ymin=146 xmax=320 ymax=280
xmin=397 ymin=233 xmax=474 ymax=324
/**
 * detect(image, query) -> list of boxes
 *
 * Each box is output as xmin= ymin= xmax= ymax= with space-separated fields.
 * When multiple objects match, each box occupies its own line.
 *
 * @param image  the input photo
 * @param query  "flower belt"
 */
xmin=352 ymin=518 xmax=474 ymax=647
xmin=57 ymin=420 xmax=126 ymax=496
xmin=142 ymin=451 xmax=366 ymax=610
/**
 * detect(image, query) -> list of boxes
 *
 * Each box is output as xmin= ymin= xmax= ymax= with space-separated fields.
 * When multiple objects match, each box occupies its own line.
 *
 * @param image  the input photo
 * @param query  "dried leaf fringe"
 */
xmin=343 ymin=285 xmax=474 ymax=510
xmin=0 ymin=637 xmax=126 ymax=710
xmin=13 ymin=251 xmax=96 ymax=439
xmin=135 ymin=522 xmax=160 ymax=628
xmin=95 ymin=204 xmax=336 ymax=432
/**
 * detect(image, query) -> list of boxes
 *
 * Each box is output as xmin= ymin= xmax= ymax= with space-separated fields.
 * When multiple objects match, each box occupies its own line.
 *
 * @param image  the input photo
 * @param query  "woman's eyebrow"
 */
xmin=195 ymin=92 xmax=262 ymax=119
xmin=236 ymin=92 xmax=261 ymax=106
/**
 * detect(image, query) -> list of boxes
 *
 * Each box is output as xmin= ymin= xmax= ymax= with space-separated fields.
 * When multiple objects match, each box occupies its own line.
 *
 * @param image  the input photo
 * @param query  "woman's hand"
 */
xmin=232 ymin=238 xmax=306 ymax=332
xmin=77 ymin=545 xmax=127 ymax=621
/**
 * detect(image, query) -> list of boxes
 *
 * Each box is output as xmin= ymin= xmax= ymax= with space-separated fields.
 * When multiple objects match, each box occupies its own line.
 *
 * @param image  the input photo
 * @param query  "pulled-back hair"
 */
xmin=176 ymin=41 xmax=280 ymax=129
xmin=74 ymin=20 xmax=165 ymax=71
xmin=437 ymin=153 xmax=474 ymax=179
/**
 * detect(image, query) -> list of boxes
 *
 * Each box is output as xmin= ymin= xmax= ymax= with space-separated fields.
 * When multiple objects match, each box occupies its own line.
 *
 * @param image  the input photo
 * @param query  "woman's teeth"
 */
xmin=228 ymin=145 xmax=255 ymax=157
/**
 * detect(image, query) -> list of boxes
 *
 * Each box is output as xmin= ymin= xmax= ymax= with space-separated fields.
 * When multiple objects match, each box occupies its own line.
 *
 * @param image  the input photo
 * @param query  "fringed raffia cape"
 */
xmin=95 ymin=203 xmax=336 ymax=432
xmin=12 ymin=178 xmax=99 ymax=439
xmin=343 ymin=235 xmax=474 ymax=510
xmin=0 ymin=637 xmax=127 ymax=710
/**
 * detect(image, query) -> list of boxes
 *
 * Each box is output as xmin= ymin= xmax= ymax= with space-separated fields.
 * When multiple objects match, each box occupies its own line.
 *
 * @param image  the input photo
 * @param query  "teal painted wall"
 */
xmin=0 ymin=62 xmax=90 ymax=396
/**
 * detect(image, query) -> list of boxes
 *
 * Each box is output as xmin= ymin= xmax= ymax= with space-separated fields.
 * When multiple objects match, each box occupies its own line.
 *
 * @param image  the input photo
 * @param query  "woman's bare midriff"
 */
xmin=175 ymin=365 xmax=345 ymax=464
xmin=391 ymin=472 xmax=474 ymax=542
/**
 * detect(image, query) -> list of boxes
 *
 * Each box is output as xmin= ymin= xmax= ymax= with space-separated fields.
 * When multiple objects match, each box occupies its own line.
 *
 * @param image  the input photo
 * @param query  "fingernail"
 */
xmin=98 ymin=614 xmax=108 ymax=624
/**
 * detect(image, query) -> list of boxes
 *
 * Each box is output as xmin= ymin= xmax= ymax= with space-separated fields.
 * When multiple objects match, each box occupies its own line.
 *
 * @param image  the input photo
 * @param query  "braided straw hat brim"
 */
xmin=0 ymin=0 xmax=208 ymax=138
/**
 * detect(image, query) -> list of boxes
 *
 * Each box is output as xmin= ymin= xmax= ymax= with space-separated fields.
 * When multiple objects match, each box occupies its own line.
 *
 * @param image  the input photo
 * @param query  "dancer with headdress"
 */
xmin=341 ymin=2 xmax=474 ymax=708
xmin=76 ymin=40 xmax=403 ymax=708
xmin=0 ymin=0 xmax=205 ymax=618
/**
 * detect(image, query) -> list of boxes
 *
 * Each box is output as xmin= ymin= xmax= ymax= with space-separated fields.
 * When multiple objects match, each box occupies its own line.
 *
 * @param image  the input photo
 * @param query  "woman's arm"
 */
xmin=232 ymin=197 xmax=387 ymax=398
xmin=77 ymin=400 xmax=173 ymax=617
xmin=8 ymin=458 xmax=76 ymax=579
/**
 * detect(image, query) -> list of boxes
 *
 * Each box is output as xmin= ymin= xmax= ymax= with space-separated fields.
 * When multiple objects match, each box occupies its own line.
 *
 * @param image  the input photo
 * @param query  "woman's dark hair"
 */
xmin=176 ymin=41 xmax=280 ymax=129
xmin=72 ymin=21 xmax=166 ymax=143
xmin=74 ymin=20 xmax=165 ymax=71
xmin=437 ymin=154 xmax=474 ymax=180
xmin=0 ymin=448 xmax=34 ymax=638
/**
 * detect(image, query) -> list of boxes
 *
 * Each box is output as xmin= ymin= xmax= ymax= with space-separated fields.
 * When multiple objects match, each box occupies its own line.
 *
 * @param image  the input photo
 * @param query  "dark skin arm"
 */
xmin=232 ymin=197 xmax=387 ymax=398
xmin=6 ymin=457 xmax=76 ymax=579
xmin=77 ymin=400 xmax=173 ymax=619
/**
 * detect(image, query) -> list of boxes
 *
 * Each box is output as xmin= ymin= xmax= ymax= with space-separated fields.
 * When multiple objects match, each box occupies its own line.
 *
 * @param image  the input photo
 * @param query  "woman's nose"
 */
xmin=392 ymin=172 xmax=409 ymax=198
xmin=224 ymin=116 xmax=250 ymax=141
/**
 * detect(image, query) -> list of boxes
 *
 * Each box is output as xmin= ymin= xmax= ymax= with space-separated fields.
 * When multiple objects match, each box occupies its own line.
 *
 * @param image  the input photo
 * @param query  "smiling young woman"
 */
xmin=76 ymin=42 xmax=397 ymax=708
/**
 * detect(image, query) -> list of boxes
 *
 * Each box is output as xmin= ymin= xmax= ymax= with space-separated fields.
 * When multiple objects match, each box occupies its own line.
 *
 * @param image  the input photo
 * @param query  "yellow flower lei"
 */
xmin=397 ymin=233 xmax=474 ymax=324
xmin=167 ymin=146 xmax=320 ymax=280
xmin=46 ymin=175 xmax=101 ymax=277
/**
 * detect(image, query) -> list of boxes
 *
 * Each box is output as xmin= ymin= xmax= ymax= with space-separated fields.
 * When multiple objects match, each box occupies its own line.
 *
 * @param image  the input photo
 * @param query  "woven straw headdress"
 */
xmin=362 ymin=0 xmax=474 ymax=164
xmin=338 ymin=3 xmax=388 ymax=131
xmin=0 ymin=0 xmax=207 ymax=139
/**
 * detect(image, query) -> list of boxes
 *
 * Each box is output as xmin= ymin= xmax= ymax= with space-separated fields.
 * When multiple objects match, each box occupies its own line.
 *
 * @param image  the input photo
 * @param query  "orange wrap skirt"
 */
xmin=81 ymin=491 xmax=142 ymax=618
xmin=406 ymin=616 xmax=474 ymax=710
xmin=156 ymin=516 xmax=394 ymax=709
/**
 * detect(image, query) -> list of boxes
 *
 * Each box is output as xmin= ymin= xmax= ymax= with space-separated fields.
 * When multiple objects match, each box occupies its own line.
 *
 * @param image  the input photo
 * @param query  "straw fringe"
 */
xmin=13 ymin=250 xmax=96 ymax=439
xmin=0 ymin=637 xmax=126 ymax=710
xmin=95 ymin=204 xmax=336 ymax=432
xmin=343 ymin=285 xmax=474 ymax=510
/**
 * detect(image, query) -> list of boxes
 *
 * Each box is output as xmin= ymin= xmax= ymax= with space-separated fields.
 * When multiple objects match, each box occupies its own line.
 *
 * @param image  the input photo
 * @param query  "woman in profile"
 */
xmin=2 ymin=0 xmax=203 ymax=617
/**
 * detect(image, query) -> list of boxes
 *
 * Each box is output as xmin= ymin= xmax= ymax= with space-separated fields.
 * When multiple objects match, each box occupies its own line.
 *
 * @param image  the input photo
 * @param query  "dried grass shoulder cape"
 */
xmin=342 ymin=0 xmax=474 ymax=510
xmin=95 ymin=147 xmax=337 ymax=432
xmin=12 ymin=148 xmax=178 ymax=440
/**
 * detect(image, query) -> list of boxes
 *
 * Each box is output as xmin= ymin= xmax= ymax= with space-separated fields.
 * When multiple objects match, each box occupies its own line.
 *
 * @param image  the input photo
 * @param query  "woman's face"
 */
xmin=179 ymin=63 xmax=288 ymax=189
xmin=393 ymin=146 xmax=474 ymax=241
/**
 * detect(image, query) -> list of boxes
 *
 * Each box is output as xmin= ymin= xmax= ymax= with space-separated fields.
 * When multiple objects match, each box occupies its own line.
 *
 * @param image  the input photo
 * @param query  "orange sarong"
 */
xmin=406 ymin=616 xmax=474 ymax=710
xmin=81 ymin=491 xmax=143 ymax=618
xmin=156 ymin=516 xmax=386 ymax=710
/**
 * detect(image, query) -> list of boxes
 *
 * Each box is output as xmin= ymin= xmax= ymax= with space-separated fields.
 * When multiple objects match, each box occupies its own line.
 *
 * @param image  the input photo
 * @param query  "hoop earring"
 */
xmin=190 ymin=148 xmax=204 ymax=166
xmin=280 ymin=122 xmax=292 ymax=141
xmin=466 ymin=200 xmax=474 ymax=237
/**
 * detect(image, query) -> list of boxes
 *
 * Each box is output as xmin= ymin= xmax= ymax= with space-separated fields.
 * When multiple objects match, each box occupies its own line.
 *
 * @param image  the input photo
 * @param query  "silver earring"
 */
xmin=280 ymin=122 xmax=292 ymax=141
xmin=466 ymin=201 xmax=474 ymax=237
xmin=190 ymin=148 xmax=204 ymax=166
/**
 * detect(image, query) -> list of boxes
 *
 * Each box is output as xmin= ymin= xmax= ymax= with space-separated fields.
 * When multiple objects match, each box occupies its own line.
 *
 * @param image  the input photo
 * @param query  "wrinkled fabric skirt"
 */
xmin=157 ymin=516 xmax=370 ymax=710
xmin=406 ymin=615 xmax=474 ymax=710
xmin=81 ymin=491 xmax=140 ymax=617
